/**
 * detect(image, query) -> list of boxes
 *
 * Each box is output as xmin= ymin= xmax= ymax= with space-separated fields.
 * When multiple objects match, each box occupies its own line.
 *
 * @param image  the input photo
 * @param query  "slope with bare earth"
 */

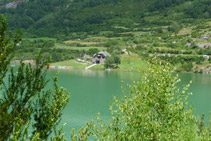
xmin=0 ymin=0 xmax=29 ymax=8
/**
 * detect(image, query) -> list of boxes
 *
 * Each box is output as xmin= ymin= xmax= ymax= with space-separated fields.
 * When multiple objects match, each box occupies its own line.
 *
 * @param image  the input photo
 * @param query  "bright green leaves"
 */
xmin=0 ymin=15 xmax=70 ymax=140
xmin=76 ymin=60 xmax=211 ymax=140
xmin=33 ymin=74 xmax=70 ymax=139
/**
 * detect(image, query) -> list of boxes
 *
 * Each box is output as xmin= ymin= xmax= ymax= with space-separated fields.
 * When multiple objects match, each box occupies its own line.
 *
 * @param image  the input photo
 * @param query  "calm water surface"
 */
xmin=47 ymin=70 xmax=211 ymax=139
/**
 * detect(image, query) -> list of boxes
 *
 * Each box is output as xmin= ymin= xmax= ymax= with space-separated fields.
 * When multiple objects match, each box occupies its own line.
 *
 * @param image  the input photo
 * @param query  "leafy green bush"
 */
xmin=181 ymin=62 xmax=193 ymax=72
xmin=104 ymin=56 xmax=121 ymax=69
xmin=87 ymin=48 xmax=99 ymax=56
xmin=74 ymin=60 xmax=211 ymax=140
xmin=209 ymin=58 xmax=211 ymax=63
xmin=0 ymin=15 xmax=70 ymax=140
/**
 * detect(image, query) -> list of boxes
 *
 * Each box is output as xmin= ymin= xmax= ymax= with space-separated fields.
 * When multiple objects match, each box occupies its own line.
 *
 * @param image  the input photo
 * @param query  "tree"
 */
xmin=104 ymin=55 xmax=121 ymax=69
xmin=114 ymin=55 xmax=121 ymax=68
xmin=0 ymin=15 xmax=70 ymax=140
xmin=87 ymin=48 xmax=99 ymax=56
xmin=181 ymin=62 xmax=193 ymax=72
xmin=75 ymin=60 xmax=211 ymax=140
xmin=104 ymin=57 xmax=115 ymax=69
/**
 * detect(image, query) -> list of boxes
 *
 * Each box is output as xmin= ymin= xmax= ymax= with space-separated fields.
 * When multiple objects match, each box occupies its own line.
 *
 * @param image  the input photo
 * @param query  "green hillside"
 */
xmin=0 ymin=0 xmax=210 ymax=37
xmin=1 ymin=0 xmax=211 ymax=73
xmin=0 ymin=0 xmax=13 ymax=5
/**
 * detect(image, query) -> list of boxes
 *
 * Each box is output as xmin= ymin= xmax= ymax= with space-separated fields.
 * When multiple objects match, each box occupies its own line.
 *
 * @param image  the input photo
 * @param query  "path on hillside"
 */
xmin=85 ymin=64 xmax=97 ymax=70
xmin=122 ymin=49 xmax=129 ymax=55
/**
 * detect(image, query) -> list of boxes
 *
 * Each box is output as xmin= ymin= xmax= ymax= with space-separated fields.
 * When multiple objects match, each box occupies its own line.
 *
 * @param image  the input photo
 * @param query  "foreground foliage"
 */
xmin=73 ymin=59 xmax=211 ymax=140
xmin=0 ymin=16 xmax=70 ymax=140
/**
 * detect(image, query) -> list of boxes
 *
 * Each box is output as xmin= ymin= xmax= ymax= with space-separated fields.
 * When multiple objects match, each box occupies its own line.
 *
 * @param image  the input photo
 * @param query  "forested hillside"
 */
xmin=1 ymin=0 xmax=211 ymax=73
xmin=0 ymin=0 xmax=210 ymax=37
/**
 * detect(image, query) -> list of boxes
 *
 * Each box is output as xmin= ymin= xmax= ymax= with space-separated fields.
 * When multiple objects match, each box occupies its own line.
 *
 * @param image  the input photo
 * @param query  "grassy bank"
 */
xmin=50 ymin=59 xmax=90 ymax=70
xmin=117 ymin=54 xmax=147 ymax=72
xmin=50 ymin=54 xmax=147 ymax=72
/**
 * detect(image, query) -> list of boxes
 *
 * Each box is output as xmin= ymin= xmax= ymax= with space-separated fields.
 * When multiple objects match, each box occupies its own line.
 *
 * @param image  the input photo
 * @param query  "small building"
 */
xmin=186 ymin=42 xmax=194 ymax=47
xmin=92 ymin=51 xmax=111 ymax=64
xmin=202 ymin=36 xmax=208 ymax=40
xmin=203 ymin=55 xmax=209 ymax=59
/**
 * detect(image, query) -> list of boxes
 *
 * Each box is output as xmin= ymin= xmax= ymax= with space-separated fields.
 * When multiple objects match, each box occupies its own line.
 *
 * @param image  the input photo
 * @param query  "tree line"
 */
xmin=0 ymin=0 xmax=210 ymax=37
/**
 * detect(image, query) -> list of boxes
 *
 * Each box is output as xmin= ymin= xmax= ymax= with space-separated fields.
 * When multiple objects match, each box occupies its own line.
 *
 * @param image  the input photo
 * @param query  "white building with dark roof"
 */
xmin=92 ymin=51 xmax=111 ymax=64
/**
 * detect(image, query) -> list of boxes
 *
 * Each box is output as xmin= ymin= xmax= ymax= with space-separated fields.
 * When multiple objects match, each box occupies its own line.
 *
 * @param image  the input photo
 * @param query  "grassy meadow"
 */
xmin=50 ymin=54 xmax=147 ymax=72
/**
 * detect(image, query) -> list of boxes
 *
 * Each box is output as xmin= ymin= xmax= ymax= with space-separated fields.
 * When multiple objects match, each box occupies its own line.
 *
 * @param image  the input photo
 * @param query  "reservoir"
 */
xmin=47 ymin=70 xmax=211 ymax=139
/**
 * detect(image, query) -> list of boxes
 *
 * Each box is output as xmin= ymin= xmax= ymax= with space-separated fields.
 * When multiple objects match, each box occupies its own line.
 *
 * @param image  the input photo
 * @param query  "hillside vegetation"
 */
xmin=1 ymin=0 xmax=211 ymax=73
xmin=0 ymin=0 xmax=210 ymax=37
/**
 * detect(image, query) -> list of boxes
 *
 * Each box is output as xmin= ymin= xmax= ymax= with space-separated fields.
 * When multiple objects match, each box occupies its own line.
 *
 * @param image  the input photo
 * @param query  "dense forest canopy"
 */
xmin=0 ymin=0 xmax=210 ymax=37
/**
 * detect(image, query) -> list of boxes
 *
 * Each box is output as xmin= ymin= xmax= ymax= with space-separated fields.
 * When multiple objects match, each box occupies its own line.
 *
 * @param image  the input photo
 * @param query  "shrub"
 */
xmin=181 ymin=62 xmax=193 ymax=72
xmin=74 ymin=60 xmax=211 ymax=140
xmin=0 ymin=15 xmax=70 ymax=140
xmin=104 ymin=56 xmax=121 ymax=69
xmin=209 ymin=58 xmax=211 ymax=63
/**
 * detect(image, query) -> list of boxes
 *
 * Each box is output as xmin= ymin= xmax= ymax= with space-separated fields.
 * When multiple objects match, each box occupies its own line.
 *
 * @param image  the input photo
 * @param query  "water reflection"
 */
xmin=178 ymin=73 xmax=211 ymax=123
xmin=55 ymin=70 xmax=211 ymax=138
xmin=13 ymin=68 xmax=209 ymax=139
xmin=48 ymin=69 xmax=141 ymax=81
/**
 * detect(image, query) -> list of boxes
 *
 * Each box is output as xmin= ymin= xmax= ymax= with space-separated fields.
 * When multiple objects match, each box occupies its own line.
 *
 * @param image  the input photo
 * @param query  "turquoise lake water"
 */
xmin=45 ymin=70 xmax=211 ymax=139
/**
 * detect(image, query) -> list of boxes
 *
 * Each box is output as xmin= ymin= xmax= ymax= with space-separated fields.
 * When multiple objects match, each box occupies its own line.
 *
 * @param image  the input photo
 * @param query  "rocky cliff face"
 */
xmin=0 ymin=0 xmax=29 ymax=8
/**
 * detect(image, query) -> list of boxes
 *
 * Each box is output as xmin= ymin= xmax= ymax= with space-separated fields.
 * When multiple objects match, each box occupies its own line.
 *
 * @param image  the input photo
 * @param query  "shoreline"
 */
xmin=11 ymin=59 xmax=211 ymax=74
